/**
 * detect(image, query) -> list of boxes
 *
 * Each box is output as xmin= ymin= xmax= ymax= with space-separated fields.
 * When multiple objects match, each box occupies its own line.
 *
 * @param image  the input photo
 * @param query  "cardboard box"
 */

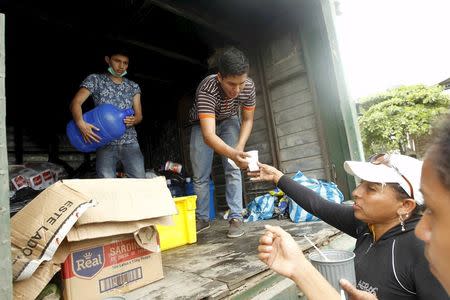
xmin=62 ymin=232 xmax=163 ymax=300
xmin=11 ymin=181 xmax=95 ymax=281
xmin=40 ymin=169 xmax=55 ymax=188
xmin=12 ymin=177 xmax=178 ymax=299
xmin=19 ymin=168 xmax=46 ymax=190
xmin=25 ymin=161 xmax=68 ymax=181
xmin=10 ymin=173 xmax=28 ymax=190
xmin=63 ymin=178 xmax=176 ymax=225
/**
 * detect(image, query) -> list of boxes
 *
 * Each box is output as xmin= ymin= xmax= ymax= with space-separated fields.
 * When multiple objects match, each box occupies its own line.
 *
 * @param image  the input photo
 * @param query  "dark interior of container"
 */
xmin=1 ymin=0 xmax=297 ymax=171
xmin=4 ymin=1 xmax=209 ymax=170
xmin=1 ymin=0 xmax=303 ymax=212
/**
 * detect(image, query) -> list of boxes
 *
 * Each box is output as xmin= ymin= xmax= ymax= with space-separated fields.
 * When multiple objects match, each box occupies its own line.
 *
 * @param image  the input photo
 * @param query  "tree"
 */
xmin=358 ymin=85 xmax=450 ymax=156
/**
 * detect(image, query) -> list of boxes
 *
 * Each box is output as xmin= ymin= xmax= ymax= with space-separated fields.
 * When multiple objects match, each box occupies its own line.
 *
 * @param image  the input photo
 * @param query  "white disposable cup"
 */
xmin=309 ymin=249 xmax=356 ymax=292
xmin=247 ymin=150 xmax=259 ymax=171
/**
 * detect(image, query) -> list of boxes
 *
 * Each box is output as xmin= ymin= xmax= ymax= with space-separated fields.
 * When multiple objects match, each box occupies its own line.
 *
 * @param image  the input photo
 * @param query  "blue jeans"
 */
xmin=96 ymin=143 xmax=145 ymax=178
xmin=190 ymin=116 xmax=243 ymax=221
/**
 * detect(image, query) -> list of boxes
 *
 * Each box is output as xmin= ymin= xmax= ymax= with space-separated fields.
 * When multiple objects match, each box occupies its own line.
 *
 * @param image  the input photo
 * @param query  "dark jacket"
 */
xmin=278 ymin=175 xmax=447 ymax=300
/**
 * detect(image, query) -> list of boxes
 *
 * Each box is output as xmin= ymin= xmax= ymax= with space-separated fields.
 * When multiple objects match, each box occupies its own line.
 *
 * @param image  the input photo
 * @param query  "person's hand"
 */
xmin=123 ymin=116 xmax=136 ymax=127
xmin=76 ymin=120 xmax=101 ymax=143
xmin=258 ymin=225 xmax=307 ymax=279
xmin=231 ymin=150 xmax=249 ymax=169
xmin=248 ymin=162 xmax=284 ymax=184
xmin=340 ymin=279 xmax=378 ymax=300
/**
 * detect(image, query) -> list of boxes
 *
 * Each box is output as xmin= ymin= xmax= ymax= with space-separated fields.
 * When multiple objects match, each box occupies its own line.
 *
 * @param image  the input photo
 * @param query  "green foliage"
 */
xmin=358 ymin=84 xmax=450 ymax=155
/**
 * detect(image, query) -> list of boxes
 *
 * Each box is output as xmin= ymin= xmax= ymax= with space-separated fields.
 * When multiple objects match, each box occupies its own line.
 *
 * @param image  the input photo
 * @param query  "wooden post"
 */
xmin=0 ymin=13 xmax=12 ymax=300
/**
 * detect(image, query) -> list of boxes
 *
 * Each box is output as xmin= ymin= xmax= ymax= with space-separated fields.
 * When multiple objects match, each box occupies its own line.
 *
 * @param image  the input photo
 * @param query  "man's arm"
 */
xmin=199 ymin=118 xmax=249 ymax=168
xmin=69 ymin=87 xmax=100 ymax=143
xmin=124 ymin=93 xmax=142 ymax=127
xmin=235 ymin=108 xmax=254 ymax=151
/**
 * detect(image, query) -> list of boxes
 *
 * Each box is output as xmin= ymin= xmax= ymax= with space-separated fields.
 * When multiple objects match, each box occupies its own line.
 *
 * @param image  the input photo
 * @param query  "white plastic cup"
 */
xmin=309 ymin=249 xmax=356 ymax=292
xmin=247 ymin=150 xmax=259 ymax=171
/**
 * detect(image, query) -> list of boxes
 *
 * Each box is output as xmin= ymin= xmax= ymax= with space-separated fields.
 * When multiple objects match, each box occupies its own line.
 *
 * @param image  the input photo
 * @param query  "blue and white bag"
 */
xmin=288 ymin=171 xmax=344 ymax=223
xmin=245 ymin=194 xmax=276 ymax=222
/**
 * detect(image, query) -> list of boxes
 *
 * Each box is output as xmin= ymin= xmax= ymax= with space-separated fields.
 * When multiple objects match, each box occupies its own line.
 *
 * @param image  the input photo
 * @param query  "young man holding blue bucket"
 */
xmin=189 ymin=47 xmax=256 ymax=238
xmin=69 ymin=47 xmax=145 ymax=178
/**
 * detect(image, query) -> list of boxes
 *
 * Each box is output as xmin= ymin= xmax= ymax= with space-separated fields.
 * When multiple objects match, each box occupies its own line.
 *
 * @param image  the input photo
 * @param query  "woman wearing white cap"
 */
xmin=252 ymin=153 xmax=447 ymax=299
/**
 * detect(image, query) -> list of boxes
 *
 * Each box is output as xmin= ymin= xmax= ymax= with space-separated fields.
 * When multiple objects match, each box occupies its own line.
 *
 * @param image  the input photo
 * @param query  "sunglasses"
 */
xmin=368 ymin=153 xmax=414 ymax=199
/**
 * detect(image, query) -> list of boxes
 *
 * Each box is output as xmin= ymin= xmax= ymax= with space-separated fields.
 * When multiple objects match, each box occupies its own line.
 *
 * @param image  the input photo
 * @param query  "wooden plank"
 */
xmin=125 ymin=219 xmax=340 ymax=299
xmin=247 ymin=129 xmax=269 ymax=145
xmin=261 ymin=33 xmax=306 ymax=86
xmin=267 ymin=64 xmax=305 ymax=89
xmin=254 ymin=51 xmax=281 ymax=169
xmin=280 ymin=155 xmax=324 ymax=174
xmin=278 ymin=128 xmax=320 ymax=149
xmin=263 ymin=33 xmax=300 ymax=65
xmin=280 ymin=142 xmax=322 ymax=162
xmin=276 ymin=115 xmax=317 ymax=137
xmin=252 ymin=118 xmax=267 ymax=132
xmin=258 ymin=153 xmax=273 ymax=165
xmin=269 ymin=75 xmax=309 ymax=101
xmin=125 ymin=266 xmax=229 ymax=299
xmin=274 ymin=101 xmax=315 ymax=125
xmin=272 ymin=89 xmax=313 ymax=113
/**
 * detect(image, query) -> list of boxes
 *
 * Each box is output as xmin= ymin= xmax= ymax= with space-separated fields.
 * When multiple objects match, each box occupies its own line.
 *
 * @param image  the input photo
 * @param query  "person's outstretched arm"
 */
xmin=258 ymin=225 xmax=341 ymax=300
xmin=250 ymin=163 xmax=360 ymax=237
xmin=259 ymin=225 xmax=378 ymax=300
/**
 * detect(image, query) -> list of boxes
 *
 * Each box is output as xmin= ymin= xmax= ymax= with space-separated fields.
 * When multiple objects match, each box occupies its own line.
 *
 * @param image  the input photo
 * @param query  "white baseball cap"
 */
xmin=344 ymin=154 xmax=424 ymax=205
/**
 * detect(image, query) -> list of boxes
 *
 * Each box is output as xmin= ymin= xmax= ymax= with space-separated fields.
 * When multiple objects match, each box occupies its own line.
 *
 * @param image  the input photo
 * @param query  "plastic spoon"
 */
xmin=303 ymin=235 xmax=330 ymax=262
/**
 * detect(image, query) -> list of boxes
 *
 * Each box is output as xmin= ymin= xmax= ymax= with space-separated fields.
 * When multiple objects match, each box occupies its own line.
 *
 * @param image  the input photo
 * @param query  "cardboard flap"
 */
xmin=62 ymin=177 xmax=177 ymax=225
xmin=134 ymin=226 xmax=160 ymax=252
xmin=13 ymin=261 xmax=61 ymax=300
xmin=13 ymin=241 xmax=68 ymax=299
xmin=66 ymin=216 xmax=174 ymax=242
xmin=11 ymin=181 xmax=95 ymax=281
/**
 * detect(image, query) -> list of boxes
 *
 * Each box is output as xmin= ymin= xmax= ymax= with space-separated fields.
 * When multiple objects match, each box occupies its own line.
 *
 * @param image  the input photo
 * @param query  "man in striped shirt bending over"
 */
xmin=189 ymin=47 xmax=256 ymax=238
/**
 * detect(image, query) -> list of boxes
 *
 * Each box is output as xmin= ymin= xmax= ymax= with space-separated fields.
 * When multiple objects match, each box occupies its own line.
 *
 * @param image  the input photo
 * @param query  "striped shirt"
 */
xmin=189 ymin=74 xmax=256 ymax=122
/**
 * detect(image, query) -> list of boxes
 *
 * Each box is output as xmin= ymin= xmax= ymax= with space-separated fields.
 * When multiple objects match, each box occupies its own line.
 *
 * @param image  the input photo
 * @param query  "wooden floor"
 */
xmin=125 ymin=219 xmax=340 ymax=300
